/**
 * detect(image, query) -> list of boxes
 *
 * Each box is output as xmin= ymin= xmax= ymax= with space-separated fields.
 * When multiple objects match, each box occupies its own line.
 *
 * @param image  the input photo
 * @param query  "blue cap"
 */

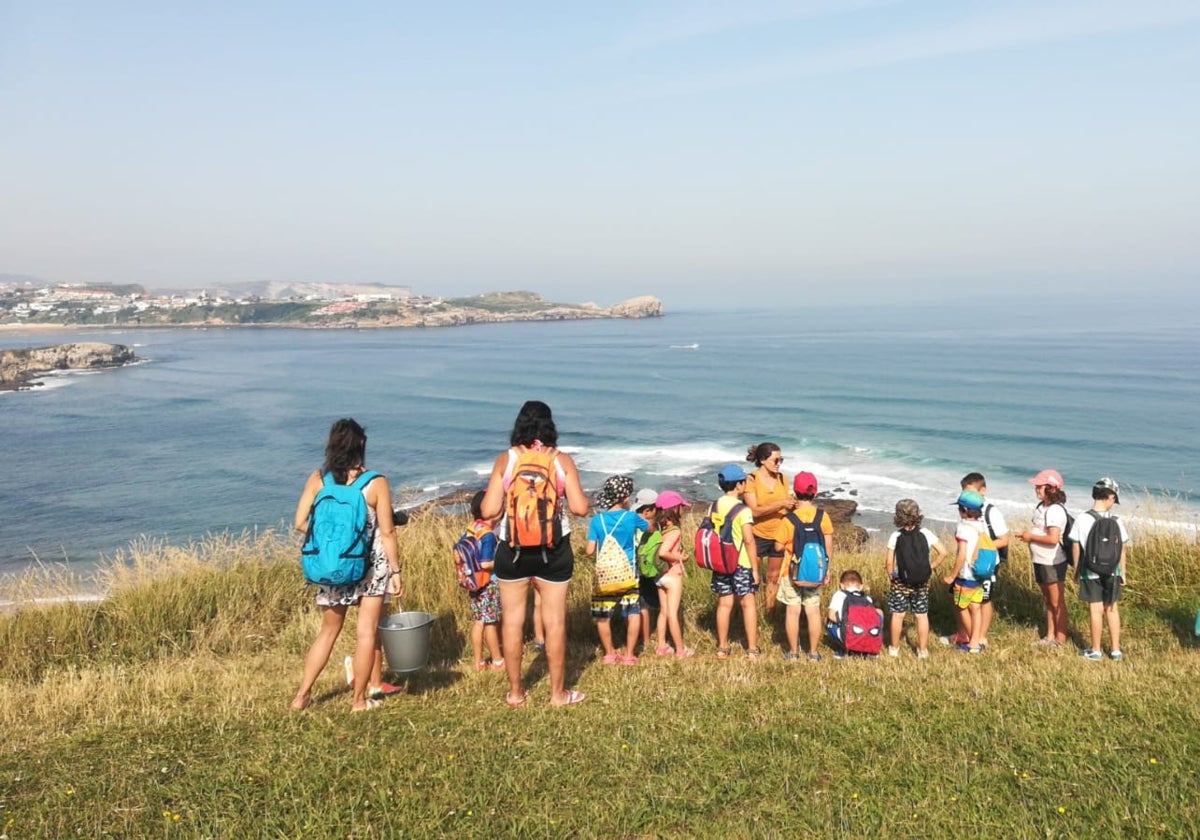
xmin=954 ymin=490 xmax=985 ymax=511
xmin=718 ymin=464 xmax=747 ymax=483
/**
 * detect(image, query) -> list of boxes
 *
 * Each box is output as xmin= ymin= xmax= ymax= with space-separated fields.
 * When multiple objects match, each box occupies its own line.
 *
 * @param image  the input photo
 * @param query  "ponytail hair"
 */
xmin=746 ymin=442 xmax=780 ymax=466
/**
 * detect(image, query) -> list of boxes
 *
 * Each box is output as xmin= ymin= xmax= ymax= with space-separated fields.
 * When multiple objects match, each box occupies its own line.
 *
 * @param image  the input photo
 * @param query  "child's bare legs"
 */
xmin=715 ymin=593 xmax=735 ymax=650
xmin=965 ymin=603 xmax=982 ymax=650
xmin=471 ymin=619 xmax=486 ymax=665
xmin=350 ymin=595 xmax=384 ymax=711
xmin=595 ymin=617 xmax=616 ymax=657
xmin=624 ymin=612 xmax=641 ymax=658
xmin=979 ymin=599 xmax=995 ymax=645
xmin=889 ymin=612 xmax=907 ymax=650
xmin=803 ymin=604 xmax=821 ymax=655
xmin=484 ymin=621 xmax=502 ymax=663
xmin=292 ymin=604 xmax=348 ymax=710
xmin=785 ymin=603 xmax=802 ymax=654
xmin=1088 ymin=602 xmax=1104 ymax=652
xmin=953 ymin=602 xmax=969 ymax=643
xmin=1040 ymin=581 xmax=1068 ymax=643
xmin=1106 ymin=603 xmax=1121 ymax=652
xmin=658 ymin=575 xmax=685 ymax=651
xmin=642 ymin=602 xmax=654 ymax=649
xmin=740 ymin=593 xmax=759 ymax=650
xmin=498 ymin=579 xmax=530 ymax=701
xmin=915 ymin=613 xmax=931 ymax=653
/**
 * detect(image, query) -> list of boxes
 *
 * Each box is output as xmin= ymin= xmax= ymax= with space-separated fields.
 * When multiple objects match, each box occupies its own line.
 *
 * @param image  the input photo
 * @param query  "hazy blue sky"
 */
xmin=2 ymin=1 xmax=1198 ymax=307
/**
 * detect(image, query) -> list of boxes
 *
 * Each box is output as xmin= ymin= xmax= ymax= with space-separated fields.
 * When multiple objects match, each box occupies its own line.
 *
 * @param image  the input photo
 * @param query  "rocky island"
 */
xmin=0 ymin=343 xmax=136 ymax=391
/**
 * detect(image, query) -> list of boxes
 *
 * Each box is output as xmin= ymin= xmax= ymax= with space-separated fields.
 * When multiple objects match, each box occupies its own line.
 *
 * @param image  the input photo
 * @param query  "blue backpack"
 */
xmin=787 ymin=509 xmax=829 ymax=587
xmin=970 ymin=528 xmax=1000 ymax=580
xmin=301 ymin=470 xmax=380 ymax=586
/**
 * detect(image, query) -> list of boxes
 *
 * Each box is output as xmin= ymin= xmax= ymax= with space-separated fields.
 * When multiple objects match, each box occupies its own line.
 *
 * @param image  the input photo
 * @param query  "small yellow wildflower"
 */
xmin=1149 ymin=758 xmax=1158 ymax=765
xmin=1058 ymin=807 xmax=1066 ymax=814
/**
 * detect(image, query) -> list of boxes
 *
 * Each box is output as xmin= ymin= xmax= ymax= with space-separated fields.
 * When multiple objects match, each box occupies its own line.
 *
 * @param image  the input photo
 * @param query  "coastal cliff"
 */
xmin=0 ymin=342 xmax=136 ymax=390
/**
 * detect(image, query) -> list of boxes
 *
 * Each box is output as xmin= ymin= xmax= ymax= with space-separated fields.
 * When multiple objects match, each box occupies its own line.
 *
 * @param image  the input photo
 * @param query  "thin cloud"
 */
xmin=623 ymin=0 xmax=1200 ymax=98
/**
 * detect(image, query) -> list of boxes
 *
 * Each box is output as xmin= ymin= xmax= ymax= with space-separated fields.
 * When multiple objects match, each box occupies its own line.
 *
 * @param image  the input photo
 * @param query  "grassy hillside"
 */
xmin=2 ymin=512 xmax=1199 ymax=838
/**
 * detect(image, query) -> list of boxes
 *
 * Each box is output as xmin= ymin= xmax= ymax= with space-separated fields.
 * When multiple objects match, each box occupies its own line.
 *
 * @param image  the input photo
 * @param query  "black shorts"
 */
xmin=493 ymin=538 xmax=574 ymax=584
xmin=756 ymin=536 xmax=784 ymax=561
xmin=1034 ymin=562 xmax=1069 ymax=585
xmin=639 ymin=575 xmax=661 ymax=610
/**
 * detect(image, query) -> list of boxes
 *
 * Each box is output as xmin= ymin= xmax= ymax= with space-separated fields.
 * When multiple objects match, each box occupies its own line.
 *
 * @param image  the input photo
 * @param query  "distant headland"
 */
xmin=0 ymin=281 xmax=665 ymax=329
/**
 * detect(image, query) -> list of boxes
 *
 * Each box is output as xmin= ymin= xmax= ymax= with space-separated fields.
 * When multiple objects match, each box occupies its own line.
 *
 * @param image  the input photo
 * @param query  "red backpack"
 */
xmin=840 ymin=591 xmax=883 ymax=655
xmin=694 ymin=500 xmax=746 ymax=575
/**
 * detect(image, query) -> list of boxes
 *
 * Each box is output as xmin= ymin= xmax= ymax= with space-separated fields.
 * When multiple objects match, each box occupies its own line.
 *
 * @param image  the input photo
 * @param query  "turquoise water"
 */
xmin=2 ymin=302 xmax=1197 ymax=576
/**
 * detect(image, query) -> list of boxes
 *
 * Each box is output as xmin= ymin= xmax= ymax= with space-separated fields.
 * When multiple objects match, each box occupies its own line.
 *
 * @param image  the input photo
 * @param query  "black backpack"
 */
xmin=1053 ymin=503 xmax=1076 ymax=567
xmin=982 ymin=503 xmax=1008 ymax=563
xmin=893 ymin=528 xmax=931 ymax=587
xmin=1081 ymin=511 xmax=1123 ymax=577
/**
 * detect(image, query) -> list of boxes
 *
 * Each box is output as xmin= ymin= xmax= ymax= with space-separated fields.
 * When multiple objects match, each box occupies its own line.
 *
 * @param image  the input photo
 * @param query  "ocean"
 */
xmin=3 ymin=302 xmax=1198 ymax=579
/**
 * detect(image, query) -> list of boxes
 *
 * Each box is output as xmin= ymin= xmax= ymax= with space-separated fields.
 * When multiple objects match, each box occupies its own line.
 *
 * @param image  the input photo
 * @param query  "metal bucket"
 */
xmin=378 ymin=611 xmax=435 ymax=673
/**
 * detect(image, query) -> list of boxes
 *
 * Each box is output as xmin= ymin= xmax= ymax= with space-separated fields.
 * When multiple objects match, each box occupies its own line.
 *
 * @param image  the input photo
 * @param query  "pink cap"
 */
xmin=655 ymin=490 xmax=692 ymax=509
xmin=793 ymin=472 xmax=818 ymax=495
xmin=1028 ymin=469 xmax=1064 ymax=489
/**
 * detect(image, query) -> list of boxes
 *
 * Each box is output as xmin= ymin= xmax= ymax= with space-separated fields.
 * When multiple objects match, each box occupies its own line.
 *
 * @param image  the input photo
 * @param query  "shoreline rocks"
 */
xmin=0 ymin=342 xmax=136 ymax=391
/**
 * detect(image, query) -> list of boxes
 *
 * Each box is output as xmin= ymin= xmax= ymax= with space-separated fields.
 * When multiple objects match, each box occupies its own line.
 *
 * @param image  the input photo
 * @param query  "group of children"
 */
xmin=454 ymin=465 xmax=1131 ymax=667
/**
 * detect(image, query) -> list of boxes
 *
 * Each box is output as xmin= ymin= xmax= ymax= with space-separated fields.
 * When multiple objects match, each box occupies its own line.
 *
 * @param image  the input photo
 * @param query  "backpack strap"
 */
xmin=983 ymin=503 xmax=997 ymax=540
xmin=350 ymin=470 xmax=380 ymax=490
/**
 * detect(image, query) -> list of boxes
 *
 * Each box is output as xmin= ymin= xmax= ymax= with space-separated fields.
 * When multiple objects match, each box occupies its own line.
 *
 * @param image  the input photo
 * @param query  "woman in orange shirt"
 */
xmin=742 ymin=441 xmax=797 ymax=612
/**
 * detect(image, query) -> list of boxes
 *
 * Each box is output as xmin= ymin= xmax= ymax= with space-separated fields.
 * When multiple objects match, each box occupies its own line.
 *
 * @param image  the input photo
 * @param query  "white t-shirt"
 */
xmin=982 ymin=503 xmax=1008 ymax=539
xmin=954 ymin=520 xmax=984 ymax=582
xmin=1069 ymin=509 xmax=1131 ymax=579
xmin=1029 ymin=502 xmax=1068 ymax=566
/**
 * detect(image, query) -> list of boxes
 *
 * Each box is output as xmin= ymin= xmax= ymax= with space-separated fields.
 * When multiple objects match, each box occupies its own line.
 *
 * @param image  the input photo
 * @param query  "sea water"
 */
xmin=2 ymin=301 xmax=1198 ymax=577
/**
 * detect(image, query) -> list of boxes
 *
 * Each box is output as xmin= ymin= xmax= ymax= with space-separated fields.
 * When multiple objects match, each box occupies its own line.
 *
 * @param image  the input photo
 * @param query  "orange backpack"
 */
xmin=506 ymin=448 xmax=562 ymax=550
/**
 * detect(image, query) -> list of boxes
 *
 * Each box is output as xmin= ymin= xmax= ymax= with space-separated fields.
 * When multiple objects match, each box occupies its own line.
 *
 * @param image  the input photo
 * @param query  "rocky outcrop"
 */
xmin=0 ymin=343 xmax=136 ymax=390
xmin=608 ymin=296 xmax=664 ymax=319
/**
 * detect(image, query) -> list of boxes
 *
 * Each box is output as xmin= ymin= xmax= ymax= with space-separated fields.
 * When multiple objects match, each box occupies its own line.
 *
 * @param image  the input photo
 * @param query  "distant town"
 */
xmin=0 ymin=280 xmax=663 ymax=329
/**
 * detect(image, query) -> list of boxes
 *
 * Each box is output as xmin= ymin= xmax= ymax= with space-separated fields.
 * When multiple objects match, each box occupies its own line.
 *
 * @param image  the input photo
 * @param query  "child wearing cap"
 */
xmin=1069 ymin=478 xmax=1130 ymax=661
xmin=586 ymin=475 xmax=647 ymax=665
xmin=654 ymin=490 xmax=694 ymax=658
xmin=710 ymin=464 xmax=761 ymax=659
xmin=1015 ymin=469 xmax=1072 ymax=647
xmin=773 ymin=472 xmax=834 ymax=662
xmin=633 ymin=488 xmax=661 ymax=655
xmin=943 ymin=490 xmax=990 ymax=655
xmin=960 ymin=473 xmax=1008 ymax=649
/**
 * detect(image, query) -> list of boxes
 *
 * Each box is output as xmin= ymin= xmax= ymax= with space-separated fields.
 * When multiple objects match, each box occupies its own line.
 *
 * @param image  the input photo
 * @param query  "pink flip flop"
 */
xmin=552 ymin=689 xmax=586 ymax=707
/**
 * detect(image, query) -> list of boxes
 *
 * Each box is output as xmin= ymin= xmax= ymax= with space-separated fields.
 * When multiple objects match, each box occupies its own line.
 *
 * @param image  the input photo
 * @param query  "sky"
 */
xmin=2 ymin=1 xmax=1199 ymax=308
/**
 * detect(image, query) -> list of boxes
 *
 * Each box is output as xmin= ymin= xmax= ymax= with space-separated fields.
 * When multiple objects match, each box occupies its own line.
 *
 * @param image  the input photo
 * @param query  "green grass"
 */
xmin=2 ymin=514 xmax=1199 ymax=838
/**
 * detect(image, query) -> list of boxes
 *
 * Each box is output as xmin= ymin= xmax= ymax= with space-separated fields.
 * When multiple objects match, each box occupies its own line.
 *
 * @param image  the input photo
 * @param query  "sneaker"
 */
xmin=782 ymin=651 xmax=801 ymax=662
xmin=916 ymin=649 xmax=929 ymax=660
xmin=956 ymin=643 xmax=971 ymax=652
xmin=1110 ymin=650 xmax=1124 ymax=661
xmin=1081 ymin=649 xmax=1102 ymax=661
xmin=832 ymin=652 xmax=844 ymax=660
xmin=887 ymin=646 xmax=900 ymax=658
xmin=967 ymin=647 xmax=981 ymax=655
xmin=808 ymin=652 xmax=824 ymax=662
xmin=937 ymin=635 xmax=954 ymax=647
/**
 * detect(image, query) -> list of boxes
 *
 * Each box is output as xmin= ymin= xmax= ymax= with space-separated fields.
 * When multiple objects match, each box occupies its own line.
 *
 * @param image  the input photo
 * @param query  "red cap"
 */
xmin=793 ymin=471 xmax=818 ymax=495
